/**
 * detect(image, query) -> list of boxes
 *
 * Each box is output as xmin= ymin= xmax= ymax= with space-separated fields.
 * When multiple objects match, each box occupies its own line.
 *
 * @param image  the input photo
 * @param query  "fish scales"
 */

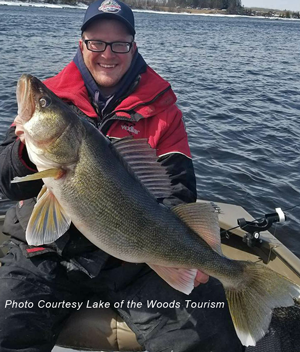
xmin=57 ymin=119 xmax=228 ymax=272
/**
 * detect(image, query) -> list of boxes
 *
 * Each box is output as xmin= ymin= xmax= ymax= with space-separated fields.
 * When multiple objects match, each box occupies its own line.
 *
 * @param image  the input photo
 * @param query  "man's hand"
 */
xmin=14 ymin=115 xmax=26 ymax=144
xmin=194 ymin=270 xmax=209 ymax=287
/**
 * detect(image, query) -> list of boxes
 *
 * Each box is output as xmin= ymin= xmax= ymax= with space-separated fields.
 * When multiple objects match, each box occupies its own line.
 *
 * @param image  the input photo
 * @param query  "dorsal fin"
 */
xmin=112 ymin=137 xmax=171 ymax=199
xmin=172 ymin=202 xmax=222 ymax=255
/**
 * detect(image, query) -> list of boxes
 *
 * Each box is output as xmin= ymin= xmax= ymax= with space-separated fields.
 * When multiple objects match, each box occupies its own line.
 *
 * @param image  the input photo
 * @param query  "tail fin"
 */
xmin=224 ymin=262 xmax=300 ymax=346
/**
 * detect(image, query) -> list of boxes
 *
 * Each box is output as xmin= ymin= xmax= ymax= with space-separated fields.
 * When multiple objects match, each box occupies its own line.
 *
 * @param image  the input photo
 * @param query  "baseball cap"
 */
xmin=81 ymin=0 xmax=135 ymax=36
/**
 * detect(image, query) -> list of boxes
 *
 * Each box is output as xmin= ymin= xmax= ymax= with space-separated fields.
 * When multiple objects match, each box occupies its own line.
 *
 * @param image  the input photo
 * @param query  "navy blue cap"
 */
xmin=81 ymin=0 xmax=135 ymax=36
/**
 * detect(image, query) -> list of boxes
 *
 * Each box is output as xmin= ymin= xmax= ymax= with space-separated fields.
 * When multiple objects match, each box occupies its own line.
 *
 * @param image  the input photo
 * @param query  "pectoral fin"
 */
xmin=148 ymin=264 xmax=197 ymax=295
xmin=26 ymin=186 xmax=71 ymax=246
xmin=11 ymin=168 xmax=65 ymax=183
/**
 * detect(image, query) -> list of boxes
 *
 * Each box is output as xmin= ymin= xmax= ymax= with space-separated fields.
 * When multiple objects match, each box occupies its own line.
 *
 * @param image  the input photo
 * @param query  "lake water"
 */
xmin=0 ymin=5 xmax=300 ymax=257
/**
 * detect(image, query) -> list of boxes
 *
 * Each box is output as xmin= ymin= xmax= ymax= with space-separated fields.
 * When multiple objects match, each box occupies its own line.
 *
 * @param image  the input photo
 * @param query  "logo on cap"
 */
xmin=99 ymin=0 xmax=121 ymax=13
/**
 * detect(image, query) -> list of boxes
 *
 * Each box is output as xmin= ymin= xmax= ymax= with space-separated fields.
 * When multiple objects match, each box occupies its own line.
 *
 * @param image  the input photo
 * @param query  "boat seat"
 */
xmin=56 ymin=296 xmax=143 ymax=351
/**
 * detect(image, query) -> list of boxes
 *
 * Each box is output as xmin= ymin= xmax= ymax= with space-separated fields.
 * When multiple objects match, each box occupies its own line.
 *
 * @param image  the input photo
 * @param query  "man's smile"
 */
xmin=98 ymin=63 xmax=117 ymax=69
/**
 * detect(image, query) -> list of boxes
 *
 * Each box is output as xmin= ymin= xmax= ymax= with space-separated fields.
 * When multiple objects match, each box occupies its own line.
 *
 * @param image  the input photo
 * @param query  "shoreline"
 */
xmin=133 ymin=8 xmax=300 ymax=20
xmin=0 ymin=1 xmax=299 ymax=21
xmin=0 ymin=0 xmax=87 ymax=8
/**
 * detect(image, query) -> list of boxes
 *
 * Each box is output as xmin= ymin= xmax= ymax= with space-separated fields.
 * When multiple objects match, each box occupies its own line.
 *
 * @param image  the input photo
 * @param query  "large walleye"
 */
xmin=13 ymin=74 xmax=300 ymax=347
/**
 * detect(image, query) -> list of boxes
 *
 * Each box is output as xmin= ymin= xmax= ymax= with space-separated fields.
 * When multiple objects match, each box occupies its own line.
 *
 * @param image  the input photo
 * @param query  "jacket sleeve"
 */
xmin=0 ymin=124 xmax=42 ymax=200
xmin=153 ymin=105 xmax=197 ymax=207
xmin=157 ymin=153 xmax=197 ymax=207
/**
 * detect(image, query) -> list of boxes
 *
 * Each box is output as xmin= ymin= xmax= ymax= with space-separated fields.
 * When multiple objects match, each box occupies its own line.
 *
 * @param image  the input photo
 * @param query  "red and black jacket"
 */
xmin=45 ymin=62 xmax=192 ymax=159
xmin=0 ymin=62 xmax=197 ymax=269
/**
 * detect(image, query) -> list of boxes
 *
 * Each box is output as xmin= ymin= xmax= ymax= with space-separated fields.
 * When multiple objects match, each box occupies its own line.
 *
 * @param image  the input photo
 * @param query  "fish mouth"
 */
xmin=16 ymin=74 xmax=37 ymax=123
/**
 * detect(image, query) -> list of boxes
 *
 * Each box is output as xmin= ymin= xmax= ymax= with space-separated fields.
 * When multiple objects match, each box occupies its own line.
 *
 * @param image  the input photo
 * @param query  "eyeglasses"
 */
xmin=84 ymin=40 xmax=133 ymax=54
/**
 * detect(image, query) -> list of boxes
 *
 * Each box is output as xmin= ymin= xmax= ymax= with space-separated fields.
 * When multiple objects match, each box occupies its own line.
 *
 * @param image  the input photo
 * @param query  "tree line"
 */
xmin=171 ymin=0 xmax=241 ymax=12
xmin=70 ymin=0 xmax=241 ymax=13
xmin=124 ymin=0 xmax=242 ymax=13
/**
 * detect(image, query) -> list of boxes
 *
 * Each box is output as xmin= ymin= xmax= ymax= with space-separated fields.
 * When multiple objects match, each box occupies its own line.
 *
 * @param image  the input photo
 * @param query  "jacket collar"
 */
xmin=43 ymin=62 xmax=176 ymax=119
xmin=115 ymin=66 xmax=176 ymax=118
xmin=44 ymin=61 xmax=98 ymax=118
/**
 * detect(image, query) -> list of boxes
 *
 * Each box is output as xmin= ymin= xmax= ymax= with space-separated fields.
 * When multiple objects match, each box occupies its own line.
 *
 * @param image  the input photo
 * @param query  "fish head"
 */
xmin=16 ymin=74 xmax=84 ymax=168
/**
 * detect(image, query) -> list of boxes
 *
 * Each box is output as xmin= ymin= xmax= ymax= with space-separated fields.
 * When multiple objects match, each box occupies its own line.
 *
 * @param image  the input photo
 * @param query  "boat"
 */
xmin=1 ymin=199 xmax=300 ymax=351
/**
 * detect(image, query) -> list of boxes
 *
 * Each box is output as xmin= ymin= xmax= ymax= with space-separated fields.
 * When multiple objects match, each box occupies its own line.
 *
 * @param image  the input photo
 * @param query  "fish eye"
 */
xmin=39 ymin=97 xmax=50 ymax=108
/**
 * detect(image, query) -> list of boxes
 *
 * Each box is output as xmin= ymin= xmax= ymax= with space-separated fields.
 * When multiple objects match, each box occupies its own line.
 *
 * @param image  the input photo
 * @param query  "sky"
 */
xmin=242 ymin=0 xmax=300 ymax=11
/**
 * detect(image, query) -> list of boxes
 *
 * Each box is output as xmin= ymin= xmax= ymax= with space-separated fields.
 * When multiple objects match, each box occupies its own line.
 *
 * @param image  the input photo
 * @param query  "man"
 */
xmin=0 ymin=1 xmax=243 ymax=351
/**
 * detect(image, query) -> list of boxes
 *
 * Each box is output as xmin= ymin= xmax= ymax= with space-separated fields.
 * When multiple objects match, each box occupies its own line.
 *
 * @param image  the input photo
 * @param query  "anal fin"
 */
xmin=148 ymin=264 xmax=197 ymax=295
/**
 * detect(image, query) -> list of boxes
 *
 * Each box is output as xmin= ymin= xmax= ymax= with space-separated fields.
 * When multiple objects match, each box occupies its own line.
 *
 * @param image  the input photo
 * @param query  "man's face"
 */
xmin=80 ymin=19 xmax=136 ymax=88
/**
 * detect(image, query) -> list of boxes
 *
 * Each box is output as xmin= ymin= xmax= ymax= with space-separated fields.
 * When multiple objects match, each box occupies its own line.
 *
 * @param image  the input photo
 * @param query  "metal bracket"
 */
xmin=238 ymin=208 xmax=287 ymax=248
